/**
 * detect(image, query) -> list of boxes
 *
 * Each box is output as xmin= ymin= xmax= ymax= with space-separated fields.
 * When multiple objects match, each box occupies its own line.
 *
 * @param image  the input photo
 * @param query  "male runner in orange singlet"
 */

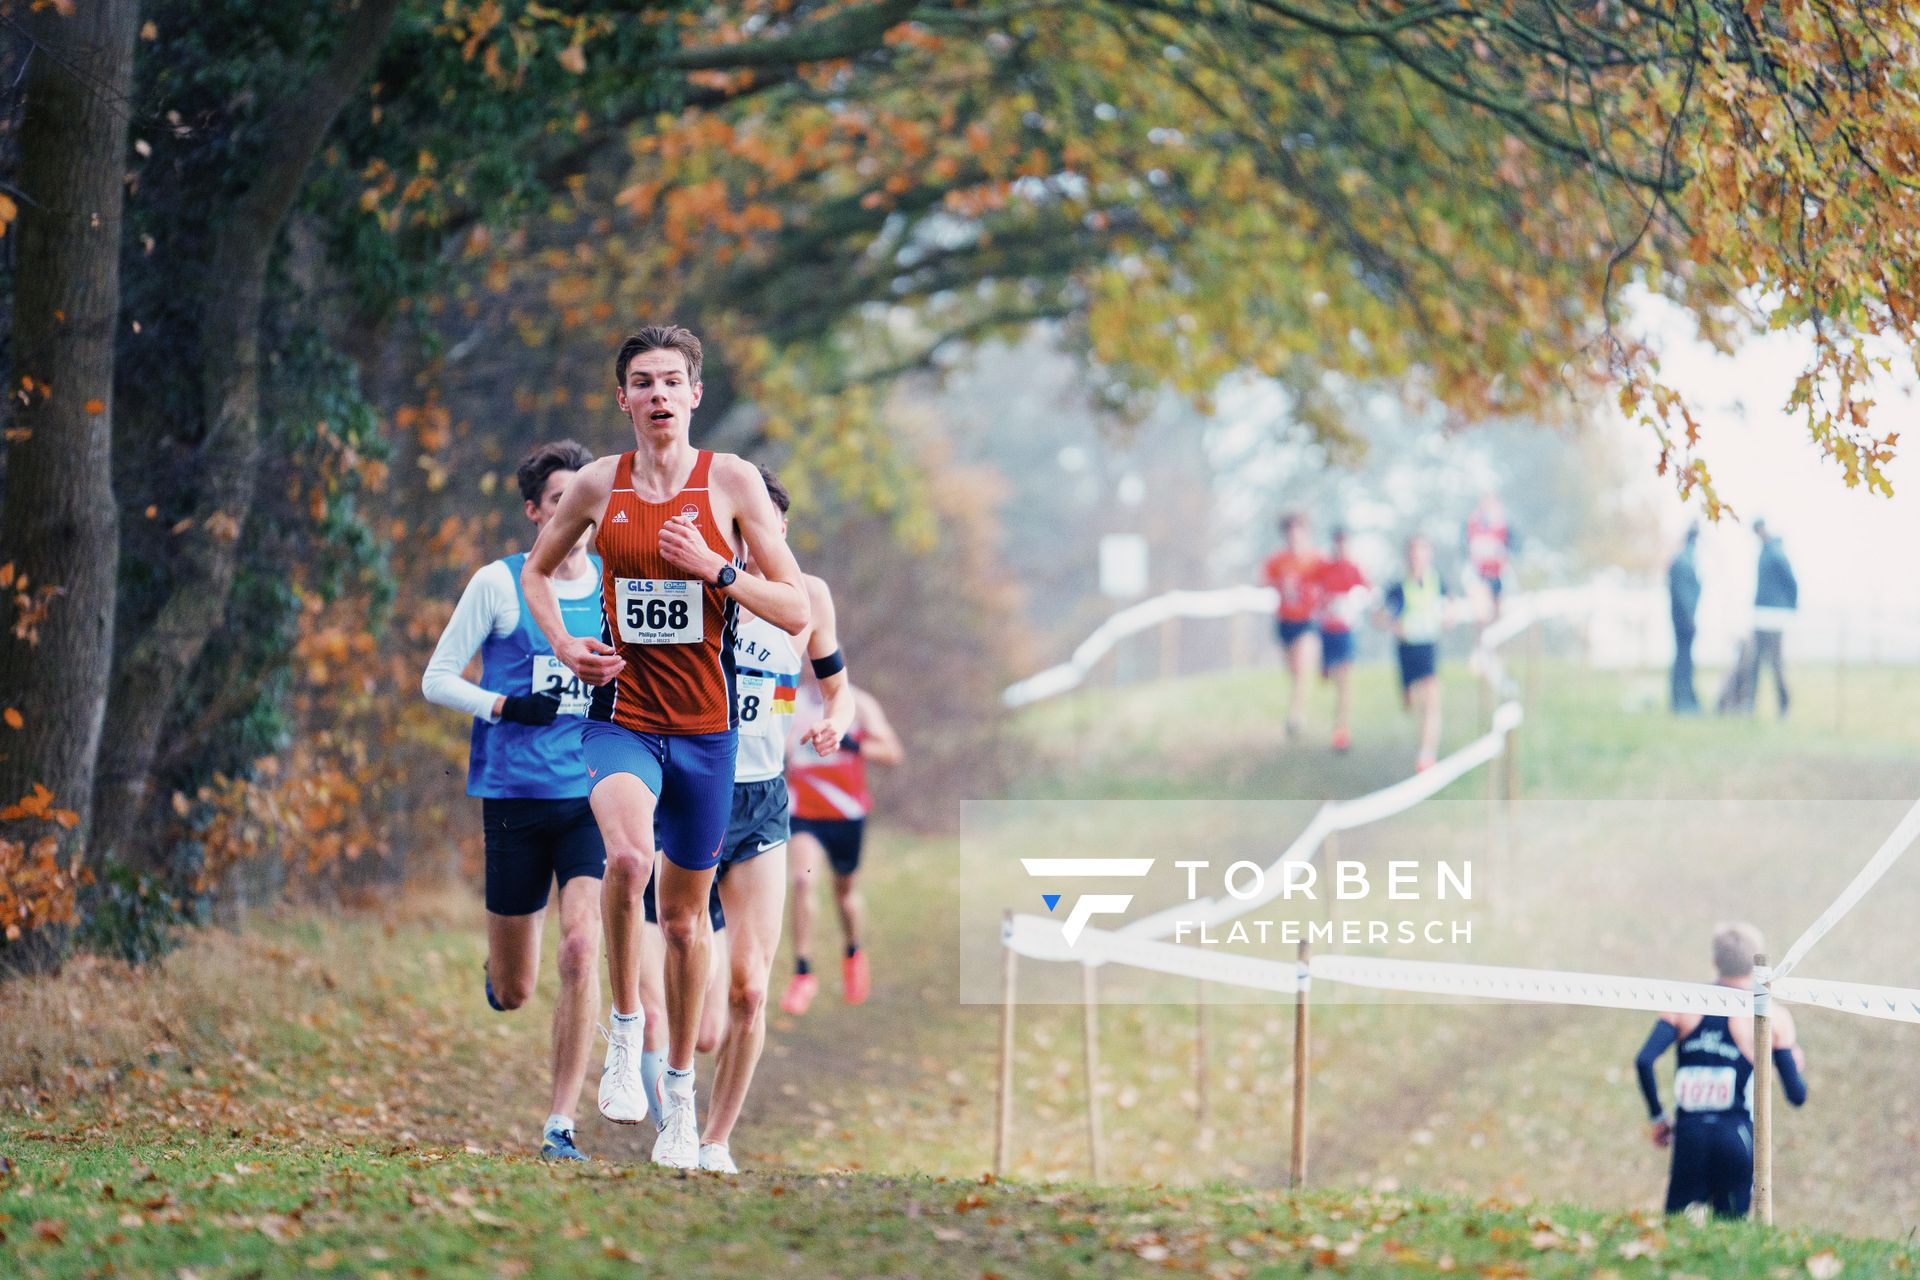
xmin=522 ymin=325 xmax=810 ymax=1167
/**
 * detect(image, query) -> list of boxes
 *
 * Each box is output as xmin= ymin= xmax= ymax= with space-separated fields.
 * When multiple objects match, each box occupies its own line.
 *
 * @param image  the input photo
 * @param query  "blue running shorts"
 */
xmin=581 ymin=722 xmax=737 ymax=872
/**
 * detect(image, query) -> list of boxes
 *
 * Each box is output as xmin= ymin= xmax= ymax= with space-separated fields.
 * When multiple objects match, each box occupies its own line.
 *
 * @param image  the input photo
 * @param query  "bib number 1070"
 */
xmin=614 ymin=578 xmax=702 ymax=646
xmin=1673 ymin=1065 xmax=1737 ymax=1112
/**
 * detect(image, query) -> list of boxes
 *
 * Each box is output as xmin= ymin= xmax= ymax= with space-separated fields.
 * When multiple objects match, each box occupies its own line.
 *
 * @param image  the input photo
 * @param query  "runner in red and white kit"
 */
xmin=1260 ymin=512 xmax=1321 ymax=739
xmin=633 ymin=465 xmax=856 ymax=1171
xmin=522 ymin=325 xmax=811 ymax=1168
xmin=1311 ymin=526 xmax=1369 ymax=754
xmin=1465 ymin=493 xmax=1513 ymax=622
xmin=778 ymin=684 xmax=903 ymax=1014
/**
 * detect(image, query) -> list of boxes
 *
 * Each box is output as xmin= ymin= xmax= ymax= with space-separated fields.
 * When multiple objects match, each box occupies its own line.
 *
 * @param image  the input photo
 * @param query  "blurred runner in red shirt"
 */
xmin=1312 ymin=526 xmax=1369 ymax=753
xmin=1260 ymin=512 xmax=1322 ymax=739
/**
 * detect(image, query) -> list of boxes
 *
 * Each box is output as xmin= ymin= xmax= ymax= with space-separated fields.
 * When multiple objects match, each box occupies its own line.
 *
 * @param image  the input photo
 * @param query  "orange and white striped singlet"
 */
xmin=589 ymin=449 xmax=741 ymax=735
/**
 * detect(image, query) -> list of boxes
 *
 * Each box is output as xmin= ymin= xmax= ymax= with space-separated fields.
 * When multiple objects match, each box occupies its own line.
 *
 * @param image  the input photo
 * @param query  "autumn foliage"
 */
xmin=1 ymin=786 xmax=86 ymax=942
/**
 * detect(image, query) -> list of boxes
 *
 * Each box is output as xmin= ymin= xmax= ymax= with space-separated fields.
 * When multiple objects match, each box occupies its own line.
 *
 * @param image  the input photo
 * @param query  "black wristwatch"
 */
xmin=711 ymin=563 xmax=737 ymax=590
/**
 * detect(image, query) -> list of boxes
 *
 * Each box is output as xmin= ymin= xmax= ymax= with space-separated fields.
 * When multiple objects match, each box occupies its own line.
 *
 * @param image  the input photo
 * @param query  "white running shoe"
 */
xmin=652 ymin=1085 xmax=699 ymax=1168
xmin=597 ymin=1021 xmax=648 ymax=1125
xmin=697 ymin=1142 xmax=738 ymax=1174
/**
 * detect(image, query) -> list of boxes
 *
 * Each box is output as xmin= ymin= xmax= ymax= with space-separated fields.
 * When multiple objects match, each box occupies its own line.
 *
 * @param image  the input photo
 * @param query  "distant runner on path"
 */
xmin=1311 ymin=526 xmax=1369 ymax=754
xmin=1261 ymin=512 xmax=1322 ymax=740
xmin=1376 ymin=534 xmax=1450 ymax=773
xmin=1464 ymin=493 xmax=1513 ymax=622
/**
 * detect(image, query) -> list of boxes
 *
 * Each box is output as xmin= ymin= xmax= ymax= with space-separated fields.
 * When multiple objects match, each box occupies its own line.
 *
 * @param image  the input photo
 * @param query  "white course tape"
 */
xmin=1002 ymin=586 xmax=1279 ymax=708
xmin=1774 ymin=976 xmax=1920 ymax=1025
xmin=1772 ymin=796 xmax=1920 ymax=980
xmin=1005 ymin=913 xmax=1305 ymax=993
xmin=1013 ymin=916 xmax=1748 ymax=1015
xmin=1324 ymin=704 xmax=1521 ymax=831
xmin=1309 ymin=954 xmax=1753 ymax=1016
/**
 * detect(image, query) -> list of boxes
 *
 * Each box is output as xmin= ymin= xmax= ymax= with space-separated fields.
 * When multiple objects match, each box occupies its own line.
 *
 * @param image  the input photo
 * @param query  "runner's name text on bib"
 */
xmin=614 ymin=578 xmax=702 ymax=646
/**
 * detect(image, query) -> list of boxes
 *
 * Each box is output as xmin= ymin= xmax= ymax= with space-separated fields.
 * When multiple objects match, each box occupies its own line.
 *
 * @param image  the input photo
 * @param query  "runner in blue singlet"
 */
xmin=422 ymin=440 xmax=608 ymax=1162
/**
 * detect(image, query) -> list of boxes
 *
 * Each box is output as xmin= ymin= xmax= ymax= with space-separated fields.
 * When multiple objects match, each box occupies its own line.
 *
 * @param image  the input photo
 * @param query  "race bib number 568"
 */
xmin=615 ymin=578 xmax=702 ymax=645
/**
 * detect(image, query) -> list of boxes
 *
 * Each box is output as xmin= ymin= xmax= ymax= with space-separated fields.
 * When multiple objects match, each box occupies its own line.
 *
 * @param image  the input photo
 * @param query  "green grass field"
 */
xmin=5 ymin=650 xmax=1920 ymax=1275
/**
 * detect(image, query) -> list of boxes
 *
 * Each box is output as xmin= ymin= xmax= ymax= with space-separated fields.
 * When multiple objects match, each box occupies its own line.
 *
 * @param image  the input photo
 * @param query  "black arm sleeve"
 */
xmin=1773 ymin=1047 xmax=1808 ymax=1107
xmin=1634 ymin=1020 xmax=1678 ymax=1118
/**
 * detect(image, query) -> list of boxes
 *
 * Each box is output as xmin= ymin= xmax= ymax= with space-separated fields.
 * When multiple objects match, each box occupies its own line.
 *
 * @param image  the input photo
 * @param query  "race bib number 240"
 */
xmin=614 ymin=578 xmax=702 ymax=646
xmin=532 ymin=655 xmax=589 ymax=716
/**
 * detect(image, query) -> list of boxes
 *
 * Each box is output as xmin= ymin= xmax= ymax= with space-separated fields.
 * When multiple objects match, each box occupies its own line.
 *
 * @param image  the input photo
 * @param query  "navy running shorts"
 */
xmin=716 ymin=776 xmax=791 ymax=868
xmin=481 ymin=796 xmax=606 ymax=916
xmin=792 ymin=815 xmax=866 ymax=877
xmin=1319 ymin=626 xmax=1355 ymax=674
xmin=1665 ymin=1116 xmax=1753 ymax=1219
xmin=1396 ymin=640 xmax=1438 ymax=691
xmin=582 ymin=722 xmax=736 ymax=871
xmin=1276 ymin=618 xmax=1314 ymax=647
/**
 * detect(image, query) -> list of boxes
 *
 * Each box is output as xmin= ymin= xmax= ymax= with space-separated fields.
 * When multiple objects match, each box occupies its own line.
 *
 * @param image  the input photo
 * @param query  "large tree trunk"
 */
xmin=92 ymin=0 xmax=402 ymax=870
xmin=0 ymin=2 xmax=141 ymax=897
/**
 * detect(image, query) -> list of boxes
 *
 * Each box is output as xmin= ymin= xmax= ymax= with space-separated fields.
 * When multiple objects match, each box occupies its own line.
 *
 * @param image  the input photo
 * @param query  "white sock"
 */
xmin=611 ymin=1007 xmax=643 ymax=1032
xmin=641 ymin=1049 xmax=667 ymax=1119
xmin=665 ymin=1066 xmax=695 ymax=1099
xmin=545 ymin=1113 xmax=572 ymax=1136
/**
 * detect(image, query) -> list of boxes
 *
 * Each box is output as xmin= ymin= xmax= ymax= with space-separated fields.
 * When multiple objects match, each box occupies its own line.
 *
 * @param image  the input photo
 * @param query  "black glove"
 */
xmin=500 ymin=692 xmax=562 ymax=726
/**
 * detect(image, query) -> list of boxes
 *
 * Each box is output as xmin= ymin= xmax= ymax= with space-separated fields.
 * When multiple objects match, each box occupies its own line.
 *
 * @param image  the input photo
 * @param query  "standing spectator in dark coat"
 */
xmin=1751 ymin=519 xmax=1799 ymax=718
xmin=1668 ymin=525 xmax=1702 ymax=714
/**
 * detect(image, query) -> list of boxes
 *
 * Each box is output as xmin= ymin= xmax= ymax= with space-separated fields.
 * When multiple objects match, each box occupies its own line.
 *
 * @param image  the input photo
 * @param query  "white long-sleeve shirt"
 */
xmin=420 ymin=558 xmax=602 ymax=723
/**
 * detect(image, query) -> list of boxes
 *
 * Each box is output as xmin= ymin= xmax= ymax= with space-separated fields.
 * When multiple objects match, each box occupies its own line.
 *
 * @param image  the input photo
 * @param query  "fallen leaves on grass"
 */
xmin=1618 ymin=1233 xmax=1663 ymax=1261
xmin=1808 ymin=1251 xmax=1845 ymax=1279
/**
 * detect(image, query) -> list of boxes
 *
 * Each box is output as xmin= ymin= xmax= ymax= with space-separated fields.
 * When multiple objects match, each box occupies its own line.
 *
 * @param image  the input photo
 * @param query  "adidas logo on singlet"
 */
xmin=612 ymin=511 xmax=629 ymax=523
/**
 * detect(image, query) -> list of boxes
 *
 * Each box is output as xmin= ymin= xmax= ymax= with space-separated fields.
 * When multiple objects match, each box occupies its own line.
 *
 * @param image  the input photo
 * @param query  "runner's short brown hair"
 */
xmin=758 ymin=464 xmax=791 ymax=515
xmin=616 ymin=325 xmax=703 ymax=385
xmin=517 ymin=439 xmax=595 ymax=505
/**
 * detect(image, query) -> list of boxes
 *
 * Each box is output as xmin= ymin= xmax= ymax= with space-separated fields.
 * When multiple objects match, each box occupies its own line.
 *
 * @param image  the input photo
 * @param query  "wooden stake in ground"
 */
xmin=1321 ymin=824 xmax=1339 ymax=928
xmin=1752 ymin=952 xmax=1774 ymax=1225
xmin=1503 ymin=703 xmax=1520 ymax=811
xmin=1195 ymin=978 xmax=1211 ymax=1146
xmin=1083 ymin=963 xmax=1105 ymax=1181
xmin=995 ymin=910 xmax=1017 ymax=1178
xmin=1485 ymin=733 xmax=1503 ymax=868
xmin=1290 ymin=939 xmax=1312 ymax=1188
